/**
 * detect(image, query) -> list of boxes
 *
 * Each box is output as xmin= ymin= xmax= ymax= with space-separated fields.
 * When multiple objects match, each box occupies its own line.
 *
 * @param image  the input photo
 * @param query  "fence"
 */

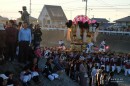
xmin=98 ymin=30 xmax=130 ymax=35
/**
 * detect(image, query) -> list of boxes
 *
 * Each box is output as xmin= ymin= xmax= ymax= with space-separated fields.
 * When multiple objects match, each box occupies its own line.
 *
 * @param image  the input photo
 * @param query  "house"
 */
xmin=114 ymin=16 xmax=130 ymax=26
xmin=38 ymin=5 xmax=67 ymax=29
xmin=91 ymin=18 xmax=109 ymax=23
xmin=17 ymin=16 xmax=37 ymax=24
xmin=91 ymin=18 xmax=109 ymax=29
xmin=0 ymin=16 xmax=8 ymax=24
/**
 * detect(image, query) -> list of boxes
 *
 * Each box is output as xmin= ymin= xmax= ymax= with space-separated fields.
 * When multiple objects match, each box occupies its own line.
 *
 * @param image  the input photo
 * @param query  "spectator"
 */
xmin=33 ymin=24 xmax=42 ymax=48
xmin=0 ymin=24 xmax=6 ymax=64
xmin=29 ymin=58 xmax=40 ymax=84
xmin=0 ymin=74 xmax=8 ymax=86
xmin=18 ymin=22 xmax=32 ymax=63
xmin=96 ymin=69 xmax=102 ymax=86
xmin=5 ymin=20 xmax=18 ymax=62
xmin=5 ymin=71 xmax=15 ymax=86
xmin=20 ymin=66 xmax=32 ymax=86
xmin=17 ymin=22 xmax=22 ymax=31
xmin=91 ymin=66 xmax=98 ymax=86
xmin=0 ymin=77 xmax=4 ymax=86
xmin=79 ymin=57 xmax=88 ymax=86
xmin=43 ymin=58 xmax=59 ymax=81
xmin=107 ymin=72 xmax=118 ymax=86
xmin=34 ymin=45 xmax=42 ymax=58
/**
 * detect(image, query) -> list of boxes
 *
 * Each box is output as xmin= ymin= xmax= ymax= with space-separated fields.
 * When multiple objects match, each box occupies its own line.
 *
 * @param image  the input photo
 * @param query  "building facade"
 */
xmin=38 ymin=5 xmax=67 ymax=29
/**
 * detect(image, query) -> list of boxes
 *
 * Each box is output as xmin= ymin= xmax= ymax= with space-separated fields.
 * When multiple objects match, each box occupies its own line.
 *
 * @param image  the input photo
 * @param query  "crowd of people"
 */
xmin=1 ymin=45 xmax=130 ymax=86
xmin=0 ymin=20 xmax=130 ymax=86
xmin=0 ymin=20 xmax=42 ymax=64
xmin=0 ymin=20 xmax=42 ymax=86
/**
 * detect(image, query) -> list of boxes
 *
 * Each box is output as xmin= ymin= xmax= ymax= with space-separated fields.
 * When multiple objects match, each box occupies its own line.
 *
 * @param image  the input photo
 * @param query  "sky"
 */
xmin=0 ymin=0 xmax=130 ymax=22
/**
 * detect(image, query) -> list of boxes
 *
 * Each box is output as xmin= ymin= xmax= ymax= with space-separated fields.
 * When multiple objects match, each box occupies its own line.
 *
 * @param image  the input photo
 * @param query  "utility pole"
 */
xmin=30 ymin=0 xmax=31 ymax=16
xmin=82 ymin=0 xmax=88 ymax=16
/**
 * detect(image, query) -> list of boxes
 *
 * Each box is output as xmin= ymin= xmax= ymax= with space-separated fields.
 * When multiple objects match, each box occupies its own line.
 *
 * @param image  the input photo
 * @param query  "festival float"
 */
xmin=65 ymin=15 xmax=99 ymax=52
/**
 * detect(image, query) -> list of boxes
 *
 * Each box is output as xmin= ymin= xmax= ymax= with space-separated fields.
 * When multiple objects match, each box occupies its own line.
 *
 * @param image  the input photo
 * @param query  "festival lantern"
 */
xmin=106 ymin=46 xmax=109 ymax=50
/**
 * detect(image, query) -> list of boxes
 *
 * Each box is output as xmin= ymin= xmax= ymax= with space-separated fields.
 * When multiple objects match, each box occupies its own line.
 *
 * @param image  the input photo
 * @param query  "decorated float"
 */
xmin=65 ymin=15 xmax=99 ymax=51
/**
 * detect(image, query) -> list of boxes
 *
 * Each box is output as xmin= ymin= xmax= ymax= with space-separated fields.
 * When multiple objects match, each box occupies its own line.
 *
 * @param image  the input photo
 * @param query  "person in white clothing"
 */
xmin=110 ymin=57 xmax=116 ymax=72
xmin=91 ymin=66 xmax=98 ymax=86
xmin=105 ymin=57 xmax=110 ymax=73
xmin=99 ymin=39 xmax=106 ymax=52
xmin=86 ymin=42 xmax=94 ymax=53
xmin=43 ymin=58 xmax=59 ymax=81
xmin=59 ymin=40 xmax=64 ymax=46
xmin=20 ymin=66 xmax=32 ymax=86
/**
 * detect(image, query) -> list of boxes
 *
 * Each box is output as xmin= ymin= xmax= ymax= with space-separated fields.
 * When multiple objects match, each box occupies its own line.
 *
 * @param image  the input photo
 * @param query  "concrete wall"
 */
xmin=41 ymin=30 xmax=130 ymax=53
xmin=96 ymin=33 xmax=130 ymax=53
xmin=41 ymin=30 xmax=70 ymax=47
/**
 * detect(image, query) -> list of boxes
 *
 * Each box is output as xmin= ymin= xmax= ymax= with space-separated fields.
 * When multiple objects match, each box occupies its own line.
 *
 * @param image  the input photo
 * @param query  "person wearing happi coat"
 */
xmin=116 ymin=57 xmax=122 ymax=74
xmin=100 ymin=56 xmax=105 ymax=67
xmin=105 ymin=56 xmax=110 ymax=73
xmin=124 ymin=61 xmax=130 ymax=76
xmin=91 ymin=65 xmax=98 ymax=86
xmin=110 ymin=57 xmax=116 ymax=72
xmin=79 ymin=57 xmax=88 ymax=86
xmin=99 ymin=39 xmax=106 ymax=52
xmin=86 ymin=42 xmax=94 ymax=53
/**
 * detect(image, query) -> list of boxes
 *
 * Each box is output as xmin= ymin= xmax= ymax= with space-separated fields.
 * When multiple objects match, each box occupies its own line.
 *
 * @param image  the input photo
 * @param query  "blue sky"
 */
xmin=0 ymin=0 xmax=130 ymax=22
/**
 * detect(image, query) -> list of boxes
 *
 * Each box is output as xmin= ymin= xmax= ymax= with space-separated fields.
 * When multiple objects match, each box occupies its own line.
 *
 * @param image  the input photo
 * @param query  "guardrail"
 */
xmin=41 ymin=28 xmax=130 ymax=35
xmin=98 ymin=30 xmax=130 ymax=35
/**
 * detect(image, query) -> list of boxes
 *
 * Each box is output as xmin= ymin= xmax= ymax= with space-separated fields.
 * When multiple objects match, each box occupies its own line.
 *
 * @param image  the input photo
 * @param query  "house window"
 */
xmin=47 ymin=20 xmax=50 ymax=24
xmin=45 ymin=15 xmax=48 ymax=17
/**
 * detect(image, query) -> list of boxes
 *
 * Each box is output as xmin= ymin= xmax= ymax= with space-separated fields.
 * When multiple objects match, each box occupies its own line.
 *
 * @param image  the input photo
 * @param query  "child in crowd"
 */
xmin=34 ymin=45 xmax=43 ymax=58
xmin=29 ymin=57 xmax=40 ymax=84
xmin=43 ymin=58 xmax=59 ymax=81
xmin=20 ymin=66 xmax=32 ymax=86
